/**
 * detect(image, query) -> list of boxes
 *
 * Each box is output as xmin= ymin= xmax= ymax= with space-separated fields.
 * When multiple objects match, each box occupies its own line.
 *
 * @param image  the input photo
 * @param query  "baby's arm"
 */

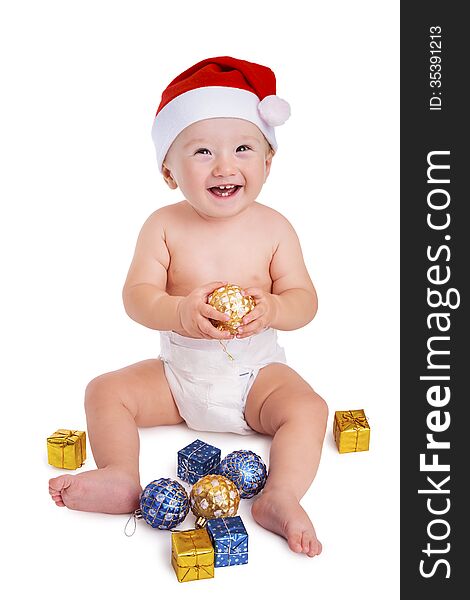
xmin=239 ymin=216 xmax=317 ymax=337
xmin=268 ymin=217 xmax=318 ymax=330
xmin=122 ymin=211 xmax=181 ymax=331
xmin=122 ymin=211 xmax=231 ymax=338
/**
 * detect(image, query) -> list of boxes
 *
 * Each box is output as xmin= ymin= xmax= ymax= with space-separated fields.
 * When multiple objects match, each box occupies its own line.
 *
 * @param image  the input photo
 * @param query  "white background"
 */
xmin=1 ymin=1 xmax=399 ymax=597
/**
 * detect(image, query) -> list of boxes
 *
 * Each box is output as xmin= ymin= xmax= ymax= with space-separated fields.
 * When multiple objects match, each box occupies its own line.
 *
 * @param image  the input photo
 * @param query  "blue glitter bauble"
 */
xmin=218 ymin=450 xmax=268 ymax=498
xmin=139 ymin=478 xmax=189 ymax=529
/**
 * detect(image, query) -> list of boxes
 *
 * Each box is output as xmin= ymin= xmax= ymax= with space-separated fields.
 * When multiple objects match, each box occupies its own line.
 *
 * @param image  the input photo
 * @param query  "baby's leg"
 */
xmin=245 ymin=364 xmax=328 ymax=557
xmin=49 ymin=359 xmax=182 ymax=514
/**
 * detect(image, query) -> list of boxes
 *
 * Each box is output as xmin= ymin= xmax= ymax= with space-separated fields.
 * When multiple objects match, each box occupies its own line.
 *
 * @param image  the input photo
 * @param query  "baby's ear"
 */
xmin=162 ymin=164 xmax=178 ymax=189
xmin=264 ymin=149 xmax=274 ymax=180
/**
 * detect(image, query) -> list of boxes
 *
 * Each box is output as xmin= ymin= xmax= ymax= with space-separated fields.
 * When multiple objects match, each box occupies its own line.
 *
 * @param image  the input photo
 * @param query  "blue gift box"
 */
xmin=206 ymin=516 xmax=248 ymax=567
xmin=177 ymin=439 xmax=221 ymax=485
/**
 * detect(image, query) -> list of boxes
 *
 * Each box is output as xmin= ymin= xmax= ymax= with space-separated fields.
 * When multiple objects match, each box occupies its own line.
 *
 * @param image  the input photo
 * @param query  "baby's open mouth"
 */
xmin=208 ymin=184 xmax=241 ymax=198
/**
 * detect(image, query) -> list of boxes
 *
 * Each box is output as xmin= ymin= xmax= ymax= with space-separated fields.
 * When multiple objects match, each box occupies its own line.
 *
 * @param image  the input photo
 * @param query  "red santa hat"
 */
xmin=151 ymin=56 xmax=290 ymax=172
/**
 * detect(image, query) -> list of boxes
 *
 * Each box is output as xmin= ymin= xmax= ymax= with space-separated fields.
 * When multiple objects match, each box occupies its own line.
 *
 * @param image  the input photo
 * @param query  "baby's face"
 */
xmin=162 ymin=118 xmax=273 ymax=220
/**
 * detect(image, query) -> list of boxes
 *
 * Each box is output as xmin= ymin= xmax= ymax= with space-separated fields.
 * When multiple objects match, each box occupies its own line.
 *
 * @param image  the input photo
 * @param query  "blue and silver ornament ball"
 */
xmin=139 ymin=478 xmax=189 ymax=529
xmin=218 ymin=450 xmax=267 ymax=498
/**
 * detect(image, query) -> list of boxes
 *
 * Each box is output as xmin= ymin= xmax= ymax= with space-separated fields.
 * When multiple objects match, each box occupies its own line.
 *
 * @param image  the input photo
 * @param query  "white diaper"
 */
xmin=159 ymin=328 xmax=287 ymax=435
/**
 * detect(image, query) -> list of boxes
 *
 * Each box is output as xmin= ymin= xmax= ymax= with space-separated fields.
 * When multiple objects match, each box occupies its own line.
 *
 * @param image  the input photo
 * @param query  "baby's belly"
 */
xmin=166 ymin=259 xmax=273 ymax=298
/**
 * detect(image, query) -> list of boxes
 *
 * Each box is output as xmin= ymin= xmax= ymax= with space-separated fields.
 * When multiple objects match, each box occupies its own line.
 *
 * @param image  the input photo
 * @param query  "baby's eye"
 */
xmin=195 ymin=148 xmax=211 ymax=155
xmin=236 ymin=145 xmax=251 ymax=152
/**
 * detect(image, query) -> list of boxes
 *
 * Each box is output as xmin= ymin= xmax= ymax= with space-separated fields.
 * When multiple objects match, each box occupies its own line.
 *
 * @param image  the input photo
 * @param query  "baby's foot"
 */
xmin=251 ymin=488 xmax=322 ymax=557
xmin=49 ymin=466 xmax=141 ymax=514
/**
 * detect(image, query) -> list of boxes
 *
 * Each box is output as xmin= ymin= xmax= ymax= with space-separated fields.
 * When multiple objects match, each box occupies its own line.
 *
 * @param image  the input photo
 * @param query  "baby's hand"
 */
xmin=235 ymin=287 xmax=279 ymax=339
xmin=177 ymin=281 xmax=233 ymax=340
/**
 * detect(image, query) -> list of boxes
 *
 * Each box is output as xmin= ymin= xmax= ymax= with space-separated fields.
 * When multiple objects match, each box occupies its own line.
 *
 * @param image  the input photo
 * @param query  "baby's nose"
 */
xmin=212 ymin=155 xmax=237 ymax=177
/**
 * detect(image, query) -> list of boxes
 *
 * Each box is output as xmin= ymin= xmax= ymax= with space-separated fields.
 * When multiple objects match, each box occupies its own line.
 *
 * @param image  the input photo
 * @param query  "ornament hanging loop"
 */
xmin=218 ymin=340 xmax=234 ymax=361
xmin=124 ymin=509 xmax=142 ymax=537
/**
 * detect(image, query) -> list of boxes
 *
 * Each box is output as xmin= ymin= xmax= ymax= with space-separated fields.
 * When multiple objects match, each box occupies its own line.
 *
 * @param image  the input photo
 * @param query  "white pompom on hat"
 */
xmin=151 ymin=56 xmax=291 ymax=172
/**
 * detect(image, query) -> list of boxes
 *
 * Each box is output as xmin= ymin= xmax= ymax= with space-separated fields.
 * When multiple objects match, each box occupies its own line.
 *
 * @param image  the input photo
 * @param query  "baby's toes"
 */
xmin=49 ymin=474 xmax=72 ymax=491
xmin=300 ymin=530 xmax=315 ymax=555
xmin=287 ymin=531 xmax=303 ymax=553
xmin=49 ymin=485 xmax=63 ymax=499
xmin=49 ymin=474 xmax=73 ymax=505
xmin=49 ymin=486 xmax=65 ymax=506
xmin=308 ymin=538 xmax=322 ymax=557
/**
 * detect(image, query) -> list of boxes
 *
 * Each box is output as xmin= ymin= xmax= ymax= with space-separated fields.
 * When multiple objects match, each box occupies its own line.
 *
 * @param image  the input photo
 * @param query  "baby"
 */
xmin=49 ymin=56 xmax=328 ymax=558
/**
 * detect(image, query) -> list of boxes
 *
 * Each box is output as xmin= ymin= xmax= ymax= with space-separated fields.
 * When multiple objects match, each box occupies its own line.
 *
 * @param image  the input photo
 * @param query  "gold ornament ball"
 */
xmin=207 ymin=284 xmax=255 ymax=335
xmin=190 ymin=474 xmax=240 ymax=519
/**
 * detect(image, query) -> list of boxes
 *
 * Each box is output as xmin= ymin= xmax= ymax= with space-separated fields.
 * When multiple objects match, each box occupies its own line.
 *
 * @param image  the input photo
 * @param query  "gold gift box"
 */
xmin=171 ymin=528 xmax=214 ymax=583
xmin=47 ymin=429 xmax=86 ymax=469
xmin=333 ymin=410 xmax=370 ymax=453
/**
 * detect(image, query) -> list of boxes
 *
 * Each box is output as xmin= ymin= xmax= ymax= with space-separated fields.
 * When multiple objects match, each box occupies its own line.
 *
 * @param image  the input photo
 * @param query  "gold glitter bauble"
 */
xmin=190 ymin=474 xmax=240 ymax=520
xmin=207 ymin=284 xmax=255 ymax=335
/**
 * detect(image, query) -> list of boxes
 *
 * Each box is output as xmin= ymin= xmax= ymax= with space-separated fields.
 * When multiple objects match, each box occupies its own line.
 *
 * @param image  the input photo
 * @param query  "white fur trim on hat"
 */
xmin=152 ymin=86 xmax=278 ymax=172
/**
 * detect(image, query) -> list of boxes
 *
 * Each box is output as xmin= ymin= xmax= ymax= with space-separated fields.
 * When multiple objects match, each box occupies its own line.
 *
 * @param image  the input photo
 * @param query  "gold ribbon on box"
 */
xmin=47 ymin=429 xmax=86 ymax=469
xmin=171 ymin=529 xmax=214 ymax=582
xmin=334 ymin=410 xmax=370 ymax=453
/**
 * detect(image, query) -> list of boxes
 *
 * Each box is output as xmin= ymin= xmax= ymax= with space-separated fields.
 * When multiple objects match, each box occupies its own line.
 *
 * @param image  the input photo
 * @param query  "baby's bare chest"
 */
xmin=165 ymin=226 xmax=275 ymax=295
